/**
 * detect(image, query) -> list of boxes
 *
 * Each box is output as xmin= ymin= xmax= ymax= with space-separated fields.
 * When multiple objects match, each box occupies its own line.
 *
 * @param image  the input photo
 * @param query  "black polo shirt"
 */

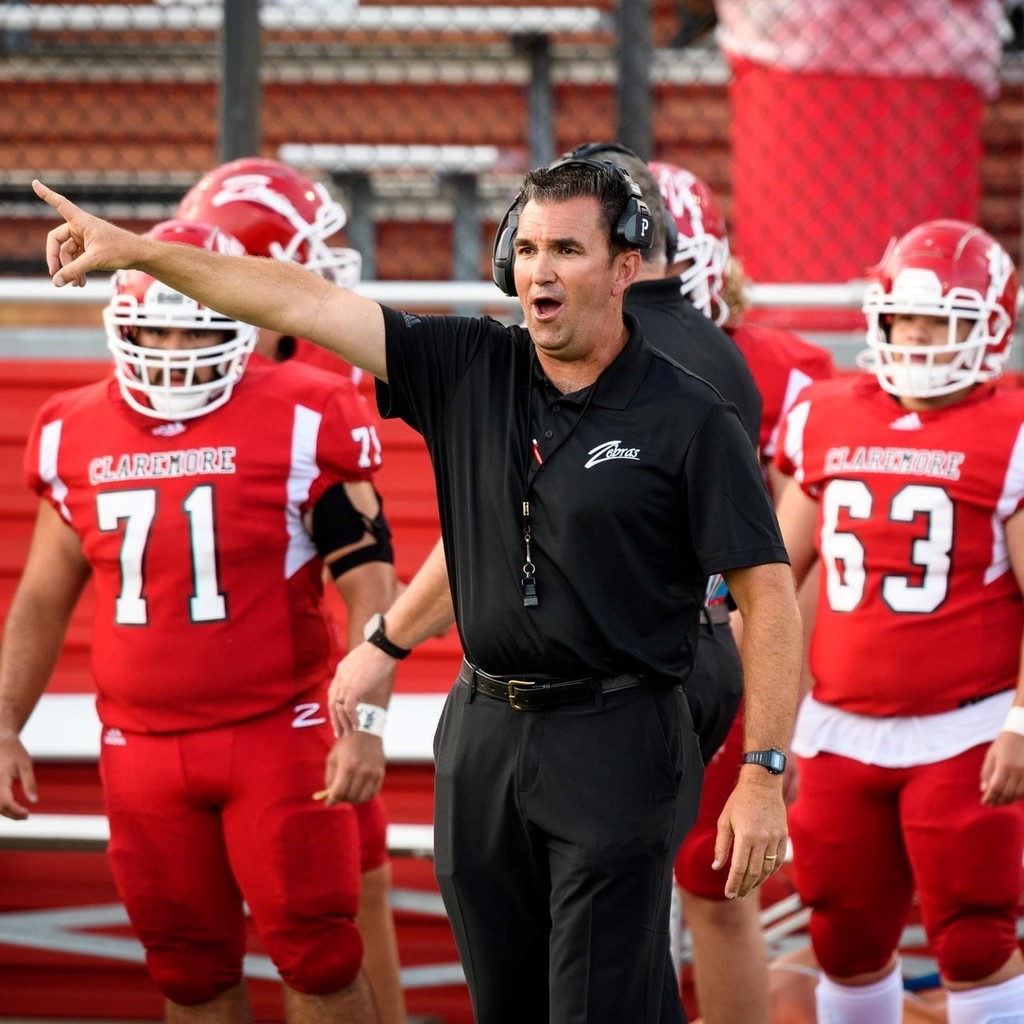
xmin=376 ymin=306 xmax=787 ymax=684
xmin=625 ymin=277 xmax=762 ymax=451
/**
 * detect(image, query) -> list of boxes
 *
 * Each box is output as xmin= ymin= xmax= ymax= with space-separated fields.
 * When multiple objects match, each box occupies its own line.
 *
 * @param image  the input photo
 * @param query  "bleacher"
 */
xmin=0 ymin=0 xmax=725 ymax=280
xmin=2 ymin=1 xmax=1022 ymax=281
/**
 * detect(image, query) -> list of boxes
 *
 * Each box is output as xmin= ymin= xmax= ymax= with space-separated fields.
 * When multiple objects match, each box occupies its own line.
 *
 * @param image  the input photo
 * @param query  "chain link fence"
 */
xmin=1 ymin=0 xmax=1020 ymax=287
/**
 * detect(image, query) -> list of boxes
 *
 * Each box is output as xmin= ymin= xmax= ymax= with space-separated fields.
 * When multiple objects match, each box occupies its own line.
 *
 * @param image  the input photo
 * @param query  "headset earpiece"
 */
xmin=613 ymin=176 xmax=655 ymax=250
xmin=563 ymin=143 xmax=660 ymax=254
xmin=663 ymin=201 xmax=678 ymax=262
xmin=545 ymin=156 xmax=654 ymax=251
xmin=491 ymin=193 xmax=521 ymax=297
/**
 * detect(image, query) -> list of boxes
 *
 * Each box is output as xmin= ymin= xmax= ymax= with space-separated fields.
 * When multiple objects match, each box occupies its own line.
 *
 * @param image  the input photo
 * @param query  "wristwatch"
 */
xmin=362 ymin=613 xmax=411 ymax=660
xmin=742 ymin=748 xmax=787 ymax=775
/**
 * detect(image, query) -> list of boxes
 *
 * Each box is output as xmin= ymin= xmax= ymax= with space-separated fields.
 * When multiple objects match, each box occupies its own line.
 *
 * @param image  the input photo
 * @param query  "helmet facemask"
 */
xmin=103 ymin=220 xmax=258 ymax=421
xmin=673 ymin=231 xmax=730 ymax=326
xmin=650 ymin=160 xmax=731 ymax=326
xmin=859 ymin=252 xmax=1014 ymax=399
xmin=105 ymin=286 xmax=257 ymax=420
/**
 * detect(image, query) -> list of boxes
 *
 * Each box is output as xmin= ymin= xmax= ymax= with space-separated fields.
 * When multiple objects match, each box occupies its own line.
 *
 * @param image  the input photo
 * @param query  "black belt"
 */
xmin=700 ymin=603 xmax=731 ymax=627
xmin=458 ymin=659 xmax=646 ymax=711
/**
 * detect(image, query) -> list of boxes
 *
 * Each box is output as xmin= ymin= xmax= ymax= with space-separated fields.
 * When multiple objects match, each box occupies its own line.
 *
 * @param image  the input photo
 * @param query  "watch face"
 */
xmin=363 ymin=613 xmax=383 ymax=642
xmin=767 ymin=750 xmax=785 ymax=773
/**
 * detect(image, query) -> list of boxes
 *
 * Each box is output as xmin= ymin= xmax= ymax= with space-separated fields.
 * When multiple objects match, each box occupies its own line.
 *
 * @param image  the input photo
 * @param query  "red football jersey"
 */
xmin=25 ymin=360 xmax=384 ymax=733
xmin=728 ymin=322 xmax=835 ymax=463
xmin=776 ymin=376 xmax=1024 ymax=716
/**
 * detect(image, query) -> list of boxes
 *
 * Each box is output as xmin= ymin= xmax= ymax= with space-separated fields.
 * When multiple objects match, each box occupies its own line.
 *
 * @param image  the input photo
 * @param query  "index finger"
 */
xmin=32 ymin=179 xmax=90 ymax=283
xmin=18 ymin=759 xmax=38 ymax=805
xmin=32 ymin=178 xmax=74 ymax=214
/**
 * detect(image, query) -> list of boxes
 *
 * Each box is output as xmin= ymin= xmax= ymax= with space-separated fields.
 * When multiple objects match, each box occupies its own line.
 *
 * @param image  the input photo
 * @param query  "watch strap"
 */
xmin=742 ymin=748 xmax=786 ymax=774
xmin=365 ymin=615 xmax=411 ymax=660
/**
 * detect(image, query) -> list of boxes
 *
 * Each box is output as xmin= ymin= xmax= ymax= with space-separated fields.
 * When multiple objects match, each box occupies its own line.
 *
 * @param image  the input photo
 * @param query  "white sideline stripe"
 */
xmin=13 ymin=694 xmax=441 ymax=857
xmin=21 ymin=692 xmax=445 ymax=763
xmin=0 ymin=813 xmax=434 ymax=858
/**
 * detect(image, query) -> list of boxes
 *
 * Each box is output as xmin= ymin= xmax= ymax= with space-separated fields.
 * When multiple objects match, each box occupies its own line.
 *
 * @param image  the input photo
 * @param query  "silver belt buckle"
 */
xmin=507 ymin=678 xmax=535 ymax=710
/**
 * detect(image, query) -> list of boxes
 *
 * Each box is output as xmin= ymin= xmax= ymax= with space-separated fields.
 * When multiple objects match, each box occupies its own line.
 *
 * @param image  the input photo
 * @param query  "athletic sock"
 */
xmin=946 ymin=973 xmax=1024 ymax=1024
xmin=814 ymin=962 xmax=902 ymax=1024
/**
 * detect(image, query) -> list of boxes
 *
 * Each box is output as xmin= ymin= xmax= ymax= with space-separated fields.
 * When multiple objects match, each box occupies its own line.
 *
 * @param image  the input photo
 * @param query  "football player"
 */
xmin=650 ymin=160 xmax=836 ymax=1024
xmin=0 ymin=220 xmax=394 ymax=1023
xmin=177 ymin=162 xmax=408 ymax=1024
xmin=775 ymin=220 xmax=1024 ymax=1024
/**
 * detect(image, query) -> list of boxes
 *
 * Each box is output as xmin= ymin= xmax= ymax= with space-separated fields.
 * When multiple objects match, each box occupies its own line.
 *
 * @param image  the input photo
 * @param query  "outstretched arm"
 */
xmin=33 ymin=180 xmax=389 ymax=380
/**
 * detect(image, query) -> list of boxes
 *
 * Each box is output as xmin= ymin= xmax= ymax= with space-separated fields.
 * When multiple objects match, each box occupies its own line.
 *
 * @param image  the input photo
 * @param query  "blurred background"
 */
xmin=1 ymin=0 xmax=1021 ymax=363
xmin=1 ymin=5 xmax=1020 ymax=1019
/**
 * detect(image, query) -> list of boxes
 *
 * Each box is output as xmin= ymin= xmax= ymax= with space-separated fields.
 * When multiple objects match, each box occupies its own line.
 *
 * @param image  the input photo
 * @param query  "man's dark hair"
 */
xmin=519 ymin=162 xmax=637 ymax=257
xmin=564 ymin=146 xmax=668 ymax=265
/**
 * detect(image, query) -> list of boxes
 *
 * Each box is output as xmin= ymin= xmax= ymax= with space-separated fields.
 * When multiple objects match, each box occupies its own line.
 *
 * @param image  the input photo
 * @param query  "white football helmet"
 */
xmin=858 ymin=219 xmax=1020 ymax=399
xmin=104 ymin=220 xmax=258 ymax=420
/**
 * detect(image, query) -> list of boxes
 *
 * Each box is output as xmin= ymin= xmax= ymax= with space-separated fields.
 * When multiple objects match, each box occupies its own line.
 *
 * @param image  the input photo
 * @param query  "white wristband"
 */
xmin=1002 ymin=706 xmax=1024 ymax=737
xmin=355 ymin=702 xmax=388 ymax=738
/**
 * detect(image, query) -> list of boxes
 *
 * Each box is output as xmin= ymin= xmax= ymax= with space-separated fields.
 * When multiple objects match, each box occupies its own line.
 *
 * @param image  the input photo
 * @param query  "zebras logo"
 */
xmin=584 ymin=440 xmax=640 ymax=469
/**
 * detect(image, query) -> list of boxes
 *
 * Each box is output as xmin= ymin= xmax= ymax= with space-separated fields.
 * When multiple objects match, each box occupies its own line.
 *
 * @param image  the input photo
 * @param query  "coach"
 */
xmin=33 ymin=159 xmax=801 ymax=1024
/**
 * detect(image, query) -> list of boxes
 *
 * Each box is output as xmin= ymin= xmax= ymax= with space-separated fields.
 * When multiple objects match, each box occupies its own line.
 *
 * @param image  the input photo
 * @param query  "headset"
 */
xmin=491 ymin=154 xmax=655 ymax=297
xmin=565 ymin=141 xmax=678 ymax=262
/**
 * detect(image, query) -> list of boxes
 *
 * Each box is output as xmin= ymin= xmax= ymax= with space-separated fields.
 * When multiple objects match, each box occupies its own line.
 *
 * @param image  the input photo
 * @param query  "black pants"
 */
xmin=432 ymin=680 xmax=703 ymax=1024
xmin=685 ymin=620 xmax=743 ymax=764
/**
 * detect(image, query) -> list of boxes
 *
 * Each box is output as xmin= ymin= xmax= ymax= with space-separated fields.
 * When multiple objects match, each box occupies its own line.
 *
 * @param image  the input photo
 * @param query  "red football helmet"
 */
xmin=176 ymin=157 xmax=361 ymax=288
xmin=648 ymin=161 xmax=730 ymax=325
xmin=859 ymin=219 xmax=1020 ymax=399
xmin=104 ymin=220 xmax=258 ymax=420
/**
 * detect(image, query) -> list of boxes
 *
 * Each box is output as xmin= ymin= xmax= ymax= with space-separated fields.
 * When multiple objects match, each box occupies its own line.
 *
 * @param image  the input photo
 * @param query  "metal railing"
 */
xmin=0 ymin=275 xmax=879 ymax=366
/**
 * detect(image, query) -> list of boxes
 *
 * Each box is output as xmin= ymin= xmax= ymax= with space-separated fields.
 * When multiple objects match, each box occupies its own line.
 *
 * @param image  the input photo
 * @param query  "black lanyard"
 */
xmin=518 ymin=371 xmax=597 ymax=609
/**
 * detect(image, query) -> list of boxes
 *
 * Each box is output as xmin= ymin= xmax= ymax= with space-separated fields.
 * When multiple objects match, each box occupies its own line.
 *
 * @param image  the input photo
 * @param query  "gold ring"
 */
xmin=764 ymin=855 xmax=778 ymax=861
